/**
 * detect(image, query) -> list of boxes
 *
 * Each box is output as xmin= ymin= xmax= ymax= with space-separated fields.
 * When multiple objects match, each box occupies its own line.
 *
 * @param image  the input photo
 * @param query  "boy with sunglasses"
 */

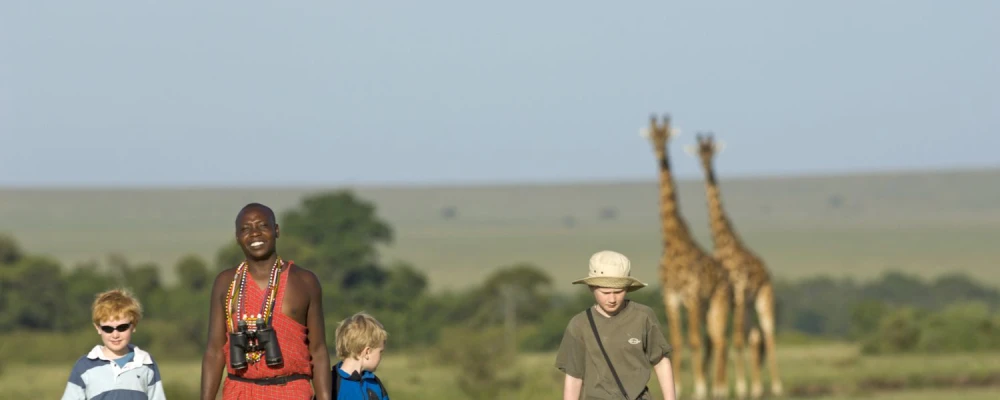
xmin=61 ymin=288 xmax=166 ymax=400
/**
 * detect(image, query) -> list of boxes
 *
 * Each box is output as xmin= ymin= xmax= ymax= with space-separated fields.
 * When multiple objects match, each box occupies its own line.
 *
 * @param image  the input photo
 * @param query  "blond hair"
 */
xmin=335 ymin=312 xmax=387 ymax=359
xmin=92 ymin=288 xmax=143 ymax=326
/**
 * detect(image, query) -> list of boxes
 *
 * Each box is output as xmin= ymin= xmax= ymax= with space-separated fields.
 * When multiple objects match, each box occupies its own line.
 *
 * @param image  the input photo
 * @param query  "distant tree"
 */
xmin=598 ymin=207 xmax=618 ymax=220
xmin=440 ymin=206 xmax=458 ymax=220
xmin=279 ymin=191 xmax=394 ymax=287
xmin=175 ymin=255 xmax=211 ymax=292
xmin=0 ymin=234 xmax=24 ymax=265
xmin=561 ymin=216 xmax=576 ymax=228
xmin=0 ymin=255 xmax=66 ymax=330
xmin=827 ymin=194 xmax=845 ymax=209
xmin=214 ymin=242 xmax=244 ymax=272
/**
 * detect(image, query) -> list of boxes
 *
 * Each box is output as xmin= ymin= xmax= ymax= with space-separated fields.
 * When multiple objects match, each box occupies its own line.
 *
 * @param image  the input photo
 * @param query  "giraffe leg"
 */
xmin=665 ymin=291 xmax=685 ymax=398
xmin=685 ymin=297 xmax=707 ymax=400
xmin=731 ymin=287 xmax=748 ymax=399
xmin=707 ymin=286 xmax=730 ymax=400
xmin=748 ymin=327 xmax=763 ymax=399
xmin=756 ymin=284 xmax=783 ymax=397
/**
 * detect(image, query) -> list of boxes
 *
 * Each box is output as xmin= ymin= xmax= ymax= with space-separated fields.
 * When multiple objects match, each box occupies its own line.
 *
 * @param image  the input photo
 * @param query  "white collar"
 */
xmin=86 ymin=344 xmax=153 ymax=365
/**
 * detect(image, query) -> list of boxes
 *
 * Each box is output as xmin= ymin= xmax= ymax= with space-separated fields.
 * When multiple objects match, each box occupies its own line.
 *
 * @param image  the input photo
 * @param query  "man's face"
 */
xmin=236 ymin=207 xmax=279 ymax=261
xmin=592 ymin=287 xmax=627 ymax=316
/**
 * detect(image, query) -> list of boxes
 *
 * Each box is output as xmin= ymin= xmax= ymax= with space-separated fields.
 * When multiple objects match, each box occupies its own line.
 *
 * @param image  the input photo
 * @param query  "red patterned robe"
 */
xmin=222 ymin=262 xmax=314 ymax=399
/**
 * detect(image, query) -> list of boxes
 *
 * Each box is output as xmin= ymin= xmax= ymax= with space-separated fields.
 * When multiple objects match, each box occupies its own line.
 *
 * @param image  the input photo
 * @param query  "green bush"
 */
xmin=861 ymin=301 xmax=1000 ymax=355
xmin=861 ymin=307 xmax=922 ymax=354
xmin=434 ymin=325 xmax=523 ymax=400
xmin=916 ymin=302 xmax=999 ymax=353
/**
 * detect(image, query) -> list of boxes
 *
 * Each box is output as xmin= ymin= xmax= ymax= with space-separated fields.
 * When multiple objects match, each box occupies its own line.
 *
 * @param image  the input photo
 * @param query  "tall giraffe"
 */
xmin=690 ymin=132 xmax=783 ymax=399
xmin=642 ymin=115 xmax=732 ymax=400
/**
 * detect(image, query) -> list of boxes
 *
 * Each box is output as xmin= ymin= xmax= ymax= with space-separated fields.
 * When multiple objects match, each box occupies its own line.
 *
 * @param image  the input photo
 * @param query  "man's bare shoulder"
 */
xmin=286 ymin=263 xmax=321 ymax=291
xmin=213 ymin=267 xmax=239 ymax=285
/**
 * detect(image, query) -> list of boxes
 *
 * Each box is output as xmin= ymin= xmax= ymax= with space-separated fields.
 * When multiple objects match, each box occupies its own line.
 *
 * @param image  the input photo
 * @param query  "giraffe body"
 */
xmin=694 ymin=133 xmax=784 ymax=399
xmin=645 ymin=115 xmax=732 ymax=400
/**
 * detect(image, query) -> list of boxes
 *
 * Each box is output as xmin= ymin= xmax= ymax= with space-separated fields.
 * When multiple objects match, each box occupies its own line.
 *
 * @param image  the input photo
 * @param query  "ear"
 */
xmin=714 ymin=140 xmax=726 ymax=154
xmin=94 ymin=324 xmax=102 ymax=335
xmin=274 ymin=224 xmax=280 ymax=238
xmin=683 ymin=145 xmax=698 ymax=157
xmin=638 ymin=127 xmax=651 ymax=139
xmin=668 ymin=127 xmax=681 ymax=138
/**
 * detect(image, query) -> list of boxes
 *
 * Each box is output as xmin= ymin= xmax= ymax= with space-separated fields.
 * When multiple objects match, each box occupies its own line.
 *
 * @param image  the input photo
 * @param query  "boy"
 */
xmin=61 ymin=288 xmax=166 ymax=400
xmin=555 ymin=250 xmax=676 ymax=400
xmin=330 ymin=312 xmax=390 ymax=400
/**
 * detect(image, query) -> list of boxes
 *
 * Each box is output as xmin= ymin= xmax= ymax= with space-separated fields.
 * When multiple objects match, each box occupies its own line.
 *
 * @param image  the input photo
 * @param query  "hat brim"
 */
xmin=572 ymin=276 xmax=648 ymax=292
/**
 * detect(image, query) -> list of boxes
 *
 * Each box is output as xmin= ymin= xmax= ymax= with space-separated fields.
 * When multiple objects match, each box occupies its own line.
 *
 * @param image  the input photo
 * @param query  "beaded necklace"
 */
xmin=224 ymin=257 xmax=283 ymax=350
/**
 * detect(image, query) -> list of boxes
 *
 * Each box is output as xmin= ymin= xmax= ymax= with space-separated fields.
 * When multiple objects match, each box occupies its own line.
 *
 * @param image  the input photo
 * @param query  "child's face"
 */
xmin=94 ymin=316 xmax=135 ymax=357
xmin=592 ymin=287 xmax=627 ymax=315
xmin=362 ymin=341 xmax=385 ymax=372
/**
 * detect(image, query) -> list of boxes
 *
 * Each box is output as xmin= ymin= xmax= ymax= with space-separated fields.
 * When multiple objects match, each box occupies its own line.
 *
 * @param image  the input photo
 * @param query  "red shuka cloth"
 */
xmin=222 ymin=262 xmax=314 ymax=400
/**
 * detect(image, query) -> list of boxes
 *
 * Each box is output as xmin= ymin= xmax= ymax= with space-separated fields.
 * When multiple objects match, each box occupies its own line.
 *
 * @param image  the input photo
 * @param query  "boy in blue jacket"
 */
xmin=331 ymin=312 xmax=389 ymax=400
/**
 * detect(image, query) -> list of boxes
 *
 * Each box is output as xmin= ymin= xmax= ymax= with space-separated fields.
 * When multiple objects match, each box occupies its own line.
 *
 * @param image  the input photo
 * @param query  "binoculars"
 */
xmin=229 ymin=318 xmax=283 ymax=370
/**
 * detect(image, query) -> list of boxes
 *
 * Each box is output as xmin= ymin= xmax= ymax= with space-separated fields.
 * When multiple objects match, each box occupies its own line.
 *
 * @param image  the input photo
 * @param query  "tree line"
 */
xmin=2 ymin=190 xmax=999 ymax=365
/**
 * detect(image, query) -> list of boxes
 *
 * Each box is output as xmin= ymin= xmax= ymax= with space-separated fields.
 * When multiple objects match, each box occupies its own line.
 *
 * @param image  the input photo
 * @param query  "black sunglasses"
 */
xmin=99 ymin=323 xmax=132 ymax=333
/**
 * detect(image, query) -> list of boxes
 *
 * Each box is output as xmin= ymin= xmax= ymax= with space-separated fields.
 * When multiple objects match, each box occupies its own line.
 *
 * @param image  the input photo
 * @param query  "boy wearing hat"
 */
xmin=555 ymin=250 xmax=676 ymax=400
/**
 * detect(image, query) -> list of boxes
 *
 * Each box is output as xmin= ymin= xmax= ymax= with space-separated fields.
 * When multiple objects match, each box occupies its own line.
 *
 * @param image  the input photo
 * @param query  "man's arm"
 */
xmin=200 ymin=271 xmax=232 ymax=400
xmin=653 ymin=357 xmax=677 ymax=400
xmin=303 ymin=269 xmax=333 ymax=400
xmin=563 ymin=374 xmax=583 ymax=400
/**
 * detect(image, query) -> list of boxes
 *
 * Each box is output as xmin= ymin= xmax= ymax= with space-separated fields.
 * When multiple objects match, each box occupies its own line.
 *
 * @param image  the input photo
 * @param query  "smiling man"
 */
xmin=200 ymin=203 xmax=332 ymax=400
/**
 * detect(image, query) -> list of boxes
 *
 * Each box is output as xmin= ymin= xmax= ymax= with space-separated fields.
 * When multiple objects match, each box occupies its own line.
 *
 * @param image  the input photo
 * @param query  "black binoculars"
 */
xmin=229 ymin=318 xmax=283 ymax=369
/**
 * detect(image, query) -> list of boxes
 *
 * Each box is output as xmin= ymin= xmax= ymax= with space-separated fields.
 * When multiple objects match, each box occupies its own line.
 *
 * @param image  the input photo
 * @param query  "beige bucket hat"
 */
xmin=572 ymin=250 xmax=648 ymax=292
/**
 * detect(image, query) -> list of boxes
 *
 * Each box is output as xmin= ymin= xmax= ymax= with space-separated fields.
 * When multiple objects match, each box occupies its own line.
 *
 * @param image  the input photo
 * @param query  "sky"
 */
xmin=2 ymin=1 xmax=998 ymax=187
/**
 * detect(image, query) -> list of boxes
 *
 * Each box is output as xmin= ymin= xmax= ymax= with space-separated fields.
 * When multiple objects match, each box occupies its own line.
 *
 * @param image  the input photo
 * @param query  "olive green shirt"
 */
xmin=555 ymin=300 xmax=672 ymax=400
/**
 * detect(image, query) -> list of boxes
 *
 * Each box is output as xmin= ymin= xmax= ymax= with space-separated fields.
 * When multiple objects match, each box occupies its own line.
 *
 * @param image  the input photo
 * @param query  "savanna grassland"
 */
xmin=2 ymin=167 xmax=1000 ymax=399
xmin=3 ymin=344 xmax=999 ymax=399
xmin=2 ymin=168 xmax=998 ymax=291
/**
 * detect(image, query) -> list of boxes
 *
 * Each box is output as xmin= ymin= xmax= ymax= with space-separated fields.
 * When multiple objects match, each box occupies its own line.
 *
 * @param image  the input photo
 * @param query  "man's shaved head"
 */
xmin=235 ymin=202 xmax=276 ymax=227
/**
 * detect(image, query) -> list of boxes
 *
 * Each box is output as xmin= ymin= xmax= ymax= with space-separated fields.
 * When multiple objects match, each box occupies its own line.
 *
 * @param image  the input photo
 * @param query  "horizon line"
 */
xmin=1 ymin=164 xmax=997 ymax=191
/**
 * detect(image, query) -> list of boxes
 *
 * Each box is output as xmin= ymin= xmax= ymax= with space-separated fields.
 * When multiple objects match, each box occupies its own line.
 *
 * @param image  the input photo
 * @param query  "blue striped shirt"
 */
xmin=60 ymin=345 xmax=166 ymax=400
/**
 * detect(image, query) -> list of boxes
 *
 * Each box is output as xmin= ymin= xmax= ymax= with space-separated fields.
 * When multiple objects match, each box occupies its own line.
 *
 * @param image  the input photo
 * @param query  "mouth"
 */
xmin=249 ymin=241 xmax=265 ymax=249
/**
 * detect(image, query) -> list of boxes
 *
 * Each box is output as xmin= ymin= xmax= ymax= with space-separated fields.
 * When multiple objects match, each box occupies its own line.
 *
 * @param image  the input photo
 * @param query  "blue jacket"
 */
xmin=332 ymin=361 xmax=389 ymax=400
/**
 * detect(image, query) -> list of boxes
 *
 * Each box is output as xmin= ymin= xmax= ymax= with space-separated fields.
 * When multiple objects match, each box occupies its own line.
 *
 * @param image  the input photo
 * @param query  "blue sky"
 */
xmin=2 ymin=1 xmax=997 ymax=187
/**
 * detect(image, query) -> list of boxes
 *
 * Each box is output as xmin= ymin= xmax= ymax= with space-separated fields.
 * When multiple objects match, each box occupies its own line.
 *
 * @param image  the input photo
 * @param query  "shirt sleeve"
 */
xmin=146 ymin=361 xmax=166 ymax=400
xmin=554 ymin=318 xmax=586 ymax=378
xmin=60 ymin=383 xmax=86 ymax=400
xmin=645 ymin=311 xmax=672 ymax=365
xmin=60 ymin=358 xmax=87 ymax=400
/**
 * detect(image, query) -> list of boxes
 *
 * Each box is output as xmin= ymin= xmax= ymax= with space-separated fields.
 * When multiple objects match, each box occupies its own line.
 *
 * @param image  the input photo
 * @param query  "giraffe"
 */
xmin=642 ymin=114 xmax=732 ymax=400
xmin=689 ymin=132 xmax=783 ymax=399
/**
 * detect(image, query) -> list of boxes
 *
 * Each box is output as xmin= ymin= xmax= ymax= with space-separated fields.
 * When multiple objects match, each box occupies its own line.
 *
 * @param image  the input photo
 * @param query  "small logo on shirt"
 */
xmin=628 ymin=338 xmax=641 ymax=345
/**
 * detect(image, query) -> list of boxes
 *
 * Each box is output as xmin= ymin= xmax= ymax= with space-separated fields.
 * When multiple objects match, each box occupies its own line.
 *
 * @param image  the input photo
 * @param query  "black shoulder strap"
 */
xmin=587 ymin=308 xmax=629 ymax=400
xmin=332 ymin=365 xmax=342 ymax=398
xmin=373 ymin=375 xmax=389 ymax=398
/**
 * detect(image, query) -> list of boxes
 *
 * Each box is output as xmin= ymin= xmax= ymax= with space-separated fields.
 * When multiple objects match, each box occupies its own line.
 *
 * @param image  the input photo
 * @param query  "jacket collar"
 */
xmin=334 ymin=361 xmax=375 ymax=382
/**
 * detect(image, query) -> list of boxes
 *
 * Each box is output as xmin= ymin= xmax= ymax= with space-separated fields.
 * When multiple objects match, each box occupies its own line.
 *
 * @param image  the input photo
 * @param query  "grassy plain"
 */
xmin=2 ymin=168 xmax=999 ymax=292
xmin=4 ymin=343 xmax=999 ymax=399
xmin=3 ymin=168 xmax=1000 ymax=397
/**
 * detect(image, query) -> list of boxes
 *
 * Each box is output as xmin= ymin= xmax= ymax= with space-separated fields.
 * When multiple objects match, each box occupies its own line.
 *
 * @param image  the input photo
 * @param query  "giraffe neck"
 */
xmin=654 ymin=144 xmax=697 ymax=249
xmin=703 ymin=161 xmax=744 ymax=251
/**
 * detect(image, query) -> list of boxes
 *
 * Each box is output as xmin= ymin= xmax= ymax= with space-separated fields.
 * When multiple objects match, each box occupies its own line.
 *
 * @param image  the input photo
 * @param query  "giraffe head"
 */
xmin=639 ymin=113 xmax=680 ymax=149
xmin=686 ymin=131 xmax=726 ymax=163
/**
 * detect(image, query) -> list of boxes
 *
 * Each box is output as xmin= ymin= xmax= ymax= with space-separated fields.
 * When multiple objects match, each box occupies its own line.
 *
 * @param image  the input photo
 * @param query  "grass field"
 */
xmin=4 ymin=343 xmax=998 ymax=399
xmin=2 ymin=168 xmax=999 ymax=292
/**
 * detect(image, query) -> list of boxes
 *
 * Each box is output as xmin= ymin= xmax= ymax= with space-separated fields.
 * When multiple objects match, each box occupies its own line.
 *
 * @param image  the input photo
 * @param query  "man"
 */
xmin=200 ymin=203 xmax=332 ymax=400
